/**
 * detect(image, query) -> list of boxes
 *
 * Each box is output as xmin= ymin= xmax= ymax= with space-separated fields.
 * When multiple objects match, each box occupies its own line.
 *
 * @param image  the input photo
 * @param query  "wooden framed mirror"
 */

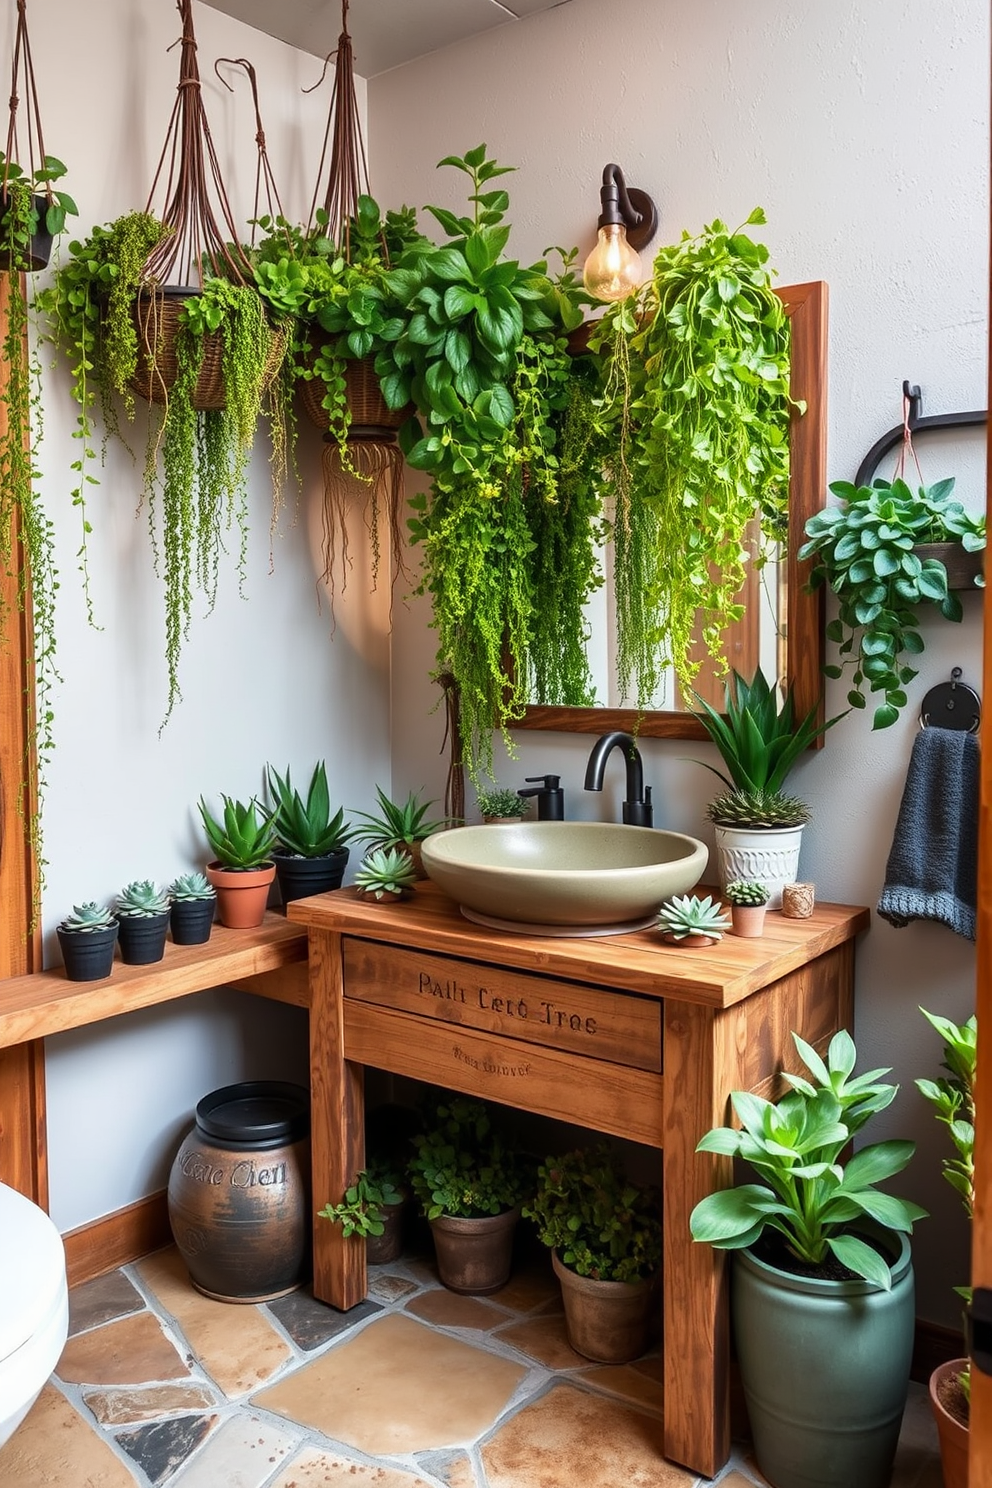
xmin=513 ymin=280 xmax=828 ymax=741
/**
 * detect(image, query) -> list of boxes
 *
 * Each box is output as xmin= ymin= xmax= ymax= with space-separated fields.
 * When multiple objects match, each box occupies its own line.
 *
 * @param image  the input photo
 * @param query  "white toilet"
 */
xmin=0 ymin=1183 xmax=69 ymax=1447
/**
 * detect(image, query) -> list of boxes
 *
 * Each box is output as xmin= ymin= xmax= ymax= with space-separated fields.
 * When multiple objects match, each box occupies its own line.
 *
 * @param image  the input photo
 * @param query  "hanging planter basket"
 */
xmin=130 ymin=288 xmax=287 ymax=411
xmin=299 ymin=350 xmax=406 ymax=437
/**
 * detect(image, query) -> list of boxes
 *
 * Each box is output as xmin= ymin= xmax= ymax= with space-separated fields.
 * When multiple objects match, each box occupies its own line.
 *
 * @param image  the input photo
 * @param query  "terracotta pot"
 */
xmin=552 ymin=1250 xmax=656 ymax=1363
xmin=406 ymin=842 xmax=429 ymax=881
xmin=731 ymin=904 xmax=767 ymax=938
xmin=482 ymin=816 xmax=529 ymax=826
xmin=206 ymin=862 xmax=276 ymax=928
xmin=928 ymin=1359 xmax=970 ymax=1488
xmin=366 ymin=1199 xmax=406 ymax=1266
xmin=661 ymin=931 xmax=720 ymax=948
xmin=430 ymin=1207 xmax=520 ymax=1294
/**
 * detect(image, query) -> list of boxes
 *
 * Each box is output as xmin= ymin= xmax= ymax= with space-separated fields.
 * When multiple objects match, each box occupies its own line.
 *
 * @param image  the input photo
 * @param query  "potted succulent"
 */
xmin=799 ymin=477 xmax=985 ymax=730
xmin=115 ymin=881 xmax=172 ymax=965
xmin=523 ymin=1145 xmax=662 ymax=1363
xmin=353 ymin=847 xmax=418 ymax=903
xmin=694 ymin=667 xmax=841 ymax=906
xmin=476 ymin=785 xmax=529 ymax=824
xmin=689 ymin=1029 xmax=926 ymax=1488
xmin=266 ymin=761 xmax=357 ymax=907
xmin=56 ymin=902 xmax=118 ymax=982
xmin=656 ymin=894 xmax=731 ymax=947
xmin=317 ymin=1156 xmax=407 ymax=1266
xmin=353 ymin=786 xmax=451 ymax=878
xmin=407 ymin=1094 xmax=529 ymax=1294
xmin=916 ymin=1007 xmax=976 ymax=1488
xmin=198 ymin=795 xmax=278 ymax=928
xmin=724 ymin=880 xmax=771 ymax=938
xmin=168 ymin=871 xmax=216 ymax=947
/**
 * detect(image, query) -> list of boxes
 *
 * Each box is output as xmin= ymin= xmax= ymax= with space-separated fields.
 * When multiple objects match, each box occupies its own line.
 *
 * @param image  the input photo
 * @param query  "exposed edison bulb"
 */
xmin=582 ymin=222 xmax=643 ymax=301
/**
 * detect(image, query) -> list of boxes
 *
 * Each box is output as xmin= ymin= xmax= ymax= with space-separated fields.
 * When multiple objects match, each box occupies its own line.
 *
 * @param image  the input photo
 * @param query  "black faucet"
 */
xmin=583 ymin=732 xmax=653 ymax=827
xmin=517 ymin=774 xmax=565 ymax=820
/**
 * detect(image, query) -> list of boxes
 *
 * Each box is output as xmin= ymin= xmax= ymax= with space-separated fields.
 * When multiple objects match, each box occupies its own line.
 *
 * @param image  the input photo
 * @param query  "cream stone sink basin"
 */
xmin=419 ymin=822 xmax=708 ymax=932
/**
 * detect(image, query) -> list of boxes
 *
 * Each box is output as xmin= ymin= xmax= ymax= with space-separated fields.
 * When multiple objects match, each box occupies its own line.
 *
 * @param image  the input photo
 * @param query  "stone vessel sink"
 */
xmin=419 ymin=821 xmax=708 ymax=930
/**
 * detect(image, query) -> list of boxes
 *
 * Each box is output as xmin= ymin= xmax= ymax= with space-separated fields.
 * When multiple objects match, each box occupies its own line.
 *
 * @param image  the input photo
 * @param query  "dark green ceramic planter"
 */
xmin=273 ymin=848 xmax=349 ymax=908
xmin=732 ymin=1235 xmax=915 ymax=1488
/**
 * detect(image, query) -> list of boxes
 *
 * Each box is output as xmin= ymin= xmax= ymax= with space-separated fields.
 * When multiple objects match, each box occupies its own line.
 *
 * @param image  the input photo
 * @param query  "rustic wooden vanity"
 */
xmin=288 ymin=882 xmax=869 ymax=1480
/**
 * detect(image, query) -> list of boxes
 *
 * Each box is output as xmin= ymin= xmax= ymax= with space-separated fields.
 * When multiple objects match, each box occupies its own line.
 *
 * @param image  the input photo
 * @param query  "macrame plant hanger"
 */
xmin=4 ymin=0 xmax=57 ymax=270
xmin=302 ymin=0 xmax=407 ymax=610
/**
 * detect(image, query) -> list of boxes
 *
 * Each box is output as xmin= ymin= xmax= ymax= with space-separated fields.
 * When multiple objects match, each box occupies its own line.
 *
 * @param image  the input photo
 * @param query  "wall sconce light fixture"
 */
xmin=582 ymin=164 xmax=658 ymax=302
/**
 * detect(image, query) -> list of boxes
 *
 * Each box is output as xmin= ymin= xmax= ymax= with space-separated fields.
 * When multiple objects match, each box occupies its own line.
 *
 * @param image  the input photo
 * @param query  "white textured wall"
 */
xmin=13 ymin=0 xmax=391 ymax=1231
xmin=369 ymin=0 xmax=989 ymax=1325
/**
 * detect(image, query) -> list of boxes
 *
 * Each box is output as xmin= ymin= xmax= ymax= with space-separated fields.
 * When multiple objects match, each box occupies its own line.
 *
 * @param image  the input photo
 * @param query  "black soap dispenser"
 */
xmin=517 ymin=774 xmax=565 ymax=821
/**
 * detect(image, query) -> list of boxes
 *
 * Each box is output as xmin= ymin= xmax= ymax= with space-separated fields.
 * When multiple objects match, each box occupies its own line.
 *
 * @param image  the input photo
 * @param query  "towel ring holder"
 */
xmin=920 ymin=668 xmax=981 ymax=733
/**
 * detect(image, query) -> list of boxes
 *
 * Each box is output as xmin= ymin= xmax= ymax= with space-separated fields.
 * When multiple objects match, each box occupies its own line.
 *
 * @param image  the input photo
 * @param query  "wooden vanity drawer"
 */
xmin=342 ymin=938 xmax=662 ymax=1072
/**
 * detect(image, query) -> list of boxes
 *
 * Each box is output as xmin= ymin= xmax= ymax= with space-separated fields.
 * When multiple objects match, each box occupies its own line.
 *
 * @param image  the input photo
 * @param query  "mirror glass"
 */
xmin=514 ymin=282 xmax=827 ymax=740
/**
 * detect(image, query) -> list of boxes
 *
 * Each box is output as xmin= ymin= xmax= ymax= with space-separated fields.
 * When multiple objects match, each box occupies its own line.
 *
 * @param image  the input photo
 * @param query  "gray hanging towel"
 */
xmin=876 ymin=726 xmax=979 ymax=941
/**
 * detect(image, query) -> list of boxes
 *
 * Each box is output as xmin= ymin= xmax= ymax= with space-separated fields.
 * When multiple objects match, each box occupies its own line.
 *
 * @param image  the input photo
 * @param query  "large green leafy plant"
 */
xmin=408 ymin=1094 xmax=527 ymax=1219
xmin=690 ymin=1030 xmax=927 ymax=1289
xmin=591 ymin=210 xmax=798 ymax=706
xmin=800 ymin=477 xmax=985 ymax=729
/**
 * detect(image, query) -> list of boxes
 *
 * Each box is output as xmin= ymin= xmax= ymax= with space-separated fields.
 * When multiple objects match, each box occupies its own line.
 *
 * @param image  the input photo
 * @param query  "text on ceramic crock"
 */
xmin=178 ymin=1149 xmax=287 ymax=1187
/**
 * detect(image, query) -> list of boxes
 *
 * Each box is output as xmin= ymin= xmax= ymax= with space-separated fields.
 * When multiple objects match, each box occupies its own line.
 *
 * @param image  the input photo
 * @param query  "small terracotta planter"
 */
xmin=731 ymin=904 xmax=767 ymax=939
xmin=430 ymin=1207 xmax=520 ymax=1294
xmin=929 ymin=1359 xmax=969 ymax=1488
xmin=366 ymin=1199 xmax=407 ymax=1265
xmin=661 ymin=931 xmax=720 ymax=948
xmin=206 ymin=862 xmax=276 ymax=928
xmin=552 ymin=1251 xmax=656 ymax=1363
xmin=482 ymin=815 xmax=528 ymax=826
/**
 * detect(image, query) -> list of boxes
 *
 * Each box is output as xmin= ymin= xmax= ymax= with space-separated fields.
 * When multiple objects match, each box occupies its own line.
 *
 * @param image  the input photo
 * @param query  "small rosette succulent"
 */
xmin=724 ymin=880 xmax=770 ymax=907
xmin=354 ymin=846 xmax=418 ymax=899
xmin=60 ymin=901 xmax=117 ymax=933
xmin=657 ymin=893 xmax=731 ymax=941
xmin=169 ymin=871 xmax=216 ymax=902
xmin=116 ymin=880 xmax=171 ymax=917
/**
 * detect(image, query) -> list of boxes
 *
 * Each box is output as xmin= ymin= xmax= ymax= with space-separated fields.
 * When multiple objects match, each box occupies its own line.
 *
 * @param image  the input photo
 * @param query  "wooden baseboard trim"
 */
xmin=911 ymin=1318 xmax=966 ymax=1384
xmin=62 ymin=1189 xmax=172 ymax=1288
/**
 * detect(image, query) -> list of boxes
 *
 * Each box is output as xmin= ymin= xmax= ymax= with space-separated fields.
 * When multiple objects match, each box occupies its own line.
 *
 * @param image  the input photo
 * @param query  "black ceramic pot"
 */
xmin=117 ymin=910 xmax=171 ymax=965
xmin=0 ymin=192 xmax=54 ymax=271
xmin=56 ymin=923 xmax=118 ymax=981
xmin=273 ymin=848 xmax=349 ymax=908
xmin=170 ymin=896 xmax=216 ymax=946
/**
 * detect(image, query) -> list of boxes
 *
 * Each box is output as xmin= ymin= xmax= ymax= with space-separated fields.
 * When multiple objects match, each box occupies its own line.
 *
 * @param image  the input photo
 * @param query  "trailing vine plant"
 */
xmin=591 ymin=209 xmax=799 ymax=705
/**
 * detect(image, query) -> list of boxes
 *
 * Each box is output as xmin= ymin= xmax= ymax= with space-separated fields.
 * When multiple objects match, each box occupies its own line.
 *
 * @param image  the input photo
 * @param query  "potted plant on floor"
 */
xmin=318 ymin=1156 xmax=407 ymax=1265
xmin=523 ymin=1144 xmax=661 ymax=1363
xmin=408 ymin=1094 xmax=529 ymax=1294
xmin=724 ymin=880 xmax=771 ymax=938
xmin=689 ymin=1028 xmax=927 ymax=1488
xmin=56 ymin=902 xmax=118 ymax=982
xmin=353 ymin=786 xmax=452 ymax=879
xmin=476 ymin=786 xmax=529 ymax=824
xmin=916 ymin=1007 xmax=976 ymax=1488
xmin=353 ymin=846 xmax=418 ymax=903
xmin=694 ymin=666 xmax=842 ymax=906
xmin=168 ymin=871 xmax=216 ymax=946
xmin=198 ymin=795 xmax=278 ymax=928
xmin=656 ymin=893 xmax=731 ymax=948
xmin=800 ymin=477 xmax=985 ymax=729
xmin=115 ymin=881 xmax=172 ymax=965
xmin=266 ymin=761 xmax=358 ymax=906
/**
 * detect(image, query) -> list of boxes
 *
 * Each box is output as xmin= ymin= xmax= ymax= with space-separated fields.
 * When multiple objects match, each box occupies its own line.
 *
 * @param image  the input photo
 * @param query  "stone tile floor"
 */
xmin=0 ymin=1244 xmax=943 ymax=1488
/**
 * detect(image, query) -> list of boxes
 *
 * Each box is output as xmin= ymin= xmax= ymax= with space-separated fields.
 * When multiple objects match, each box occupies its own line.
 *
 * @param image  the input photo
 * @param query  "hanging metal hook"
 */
xmin=920 ymin=667 xmax=982 ymax=733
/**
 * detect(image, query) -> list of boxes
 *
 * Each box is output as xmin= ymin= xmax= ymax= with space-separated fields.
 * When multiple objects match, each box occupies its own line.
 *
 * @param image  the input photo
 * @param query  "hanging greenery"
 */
xmin=591 ymin=209 xmax=798 ymax=705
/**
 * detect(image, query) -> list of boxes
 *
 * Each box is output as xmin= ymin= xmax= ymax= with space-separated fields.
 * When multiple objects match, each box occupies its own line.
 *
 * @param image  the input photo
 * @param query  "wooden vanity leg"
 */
xmin=308 ymin=927 xmax=366 ymax=1310
xmin=662 ymin=1000 xmax=739 ymax=1479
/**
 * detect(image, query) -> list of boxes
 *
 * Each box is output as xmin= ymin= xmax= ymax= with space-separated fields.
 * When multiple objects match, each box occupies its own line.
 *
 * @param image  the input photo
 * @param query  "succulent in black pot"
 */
xmin=115 ymin=880 xmax=172 ymax=965
xmin=169 ymin=871 xmax=216 ymax=946
xmin=56 ymin=902 xmax=118 ymax=982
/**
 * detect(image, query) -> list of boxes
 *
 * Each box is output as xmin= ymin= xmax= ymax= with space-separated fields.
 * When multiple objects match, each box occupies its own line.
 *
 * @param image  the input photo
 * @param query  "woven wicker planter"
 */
xmin=299 ymin=351 xmax=409 ymax=437
xmin=129 ymin=288 xmax=286 ymax=411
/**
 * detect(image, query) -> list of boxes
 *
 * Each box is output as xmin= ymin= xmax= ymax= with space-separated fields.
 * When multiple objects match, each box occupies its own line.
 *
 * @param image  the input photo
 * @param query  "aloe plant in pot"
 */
xmin=266 ymin=761 xmax=357 ymax=907
xmin=689 ymin=1029 xmax=927 ymax=1488
xmin=198 ymin=795 xmax=278 ymax=928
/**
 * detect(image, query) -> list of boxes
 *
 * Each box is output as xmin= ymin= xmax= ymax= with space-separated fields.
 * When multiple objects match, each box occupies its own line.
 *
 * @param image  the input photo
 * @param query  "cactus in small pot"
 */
xmin=115 ymin=881 xmax=171 ymax=966
xmin=724 ymin=880 xmax=771 ymax=939
xmin=57 ymin=902 xmax=118 ymax=982
xmin=354 ymin=846 xmax=418 ymax=901
xmin=657 ymin=893 xmax=731 ymax=947
xmin=169 ymin=871 xmax=217 ymax=947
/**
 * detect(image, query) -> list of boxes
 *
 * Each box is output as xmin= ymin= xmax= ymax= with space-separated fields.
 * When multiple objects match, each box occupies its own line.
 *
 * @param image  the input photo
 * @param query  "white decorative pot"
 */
xmin=713 ymin=825 xmax=804 ymax=910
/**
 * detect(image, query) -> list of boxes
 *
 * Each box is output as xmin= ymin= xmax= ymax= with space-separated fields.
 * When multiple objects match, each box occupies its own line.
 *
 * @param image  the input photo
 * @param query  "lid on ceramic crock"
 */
xmin=0 ymin=1183 xmax=66 ymax=1360
xmin=195 ymin=1081 xmax=310 ymax=1145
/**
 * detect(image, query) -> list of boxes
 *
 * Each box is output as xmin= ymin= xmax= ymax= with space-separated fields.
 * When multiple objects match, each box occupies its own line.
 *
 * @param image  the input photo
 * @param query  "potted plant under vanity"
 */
xmin=318 ymin=1156 xmax=407 ymax=1266
xmin=114 ymin=881 xmax=172 ymax=966
xmin=198 ymin=795 xmax=278 ymax=928
xmin=353 ymin=786 xmax=452 ymax=879
xmin=725 ymin=880 xmax=771 ymax=938
xmin=353 ymin=847 xmax=418 ymax=903
xmin=168 ymin=872 xmax=216 ymax=946
xmin=523 ymin=1145 xmax=662 ymax=1363
xmin=656 ymin=894 xmax=731 ymax=948
xmin=476 ymin=786 xmax=529 ymax=824
xmin=407 ymin=1094 xmax=529 ymax=1295
xmin=916 ymin=1007 xmax=976 ymax=1488
xmin=56 ymin=902 xmax=118 ymax=982
xmin=800 ymin=477 xmax=986 ymax=729
xmin=689 ymin=1028 xmax=927 ymax=1488
xmin=694 ymin=667 xmax=842 ymax=907
xmin=267 ymin=761 xmax=358 ymax=907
